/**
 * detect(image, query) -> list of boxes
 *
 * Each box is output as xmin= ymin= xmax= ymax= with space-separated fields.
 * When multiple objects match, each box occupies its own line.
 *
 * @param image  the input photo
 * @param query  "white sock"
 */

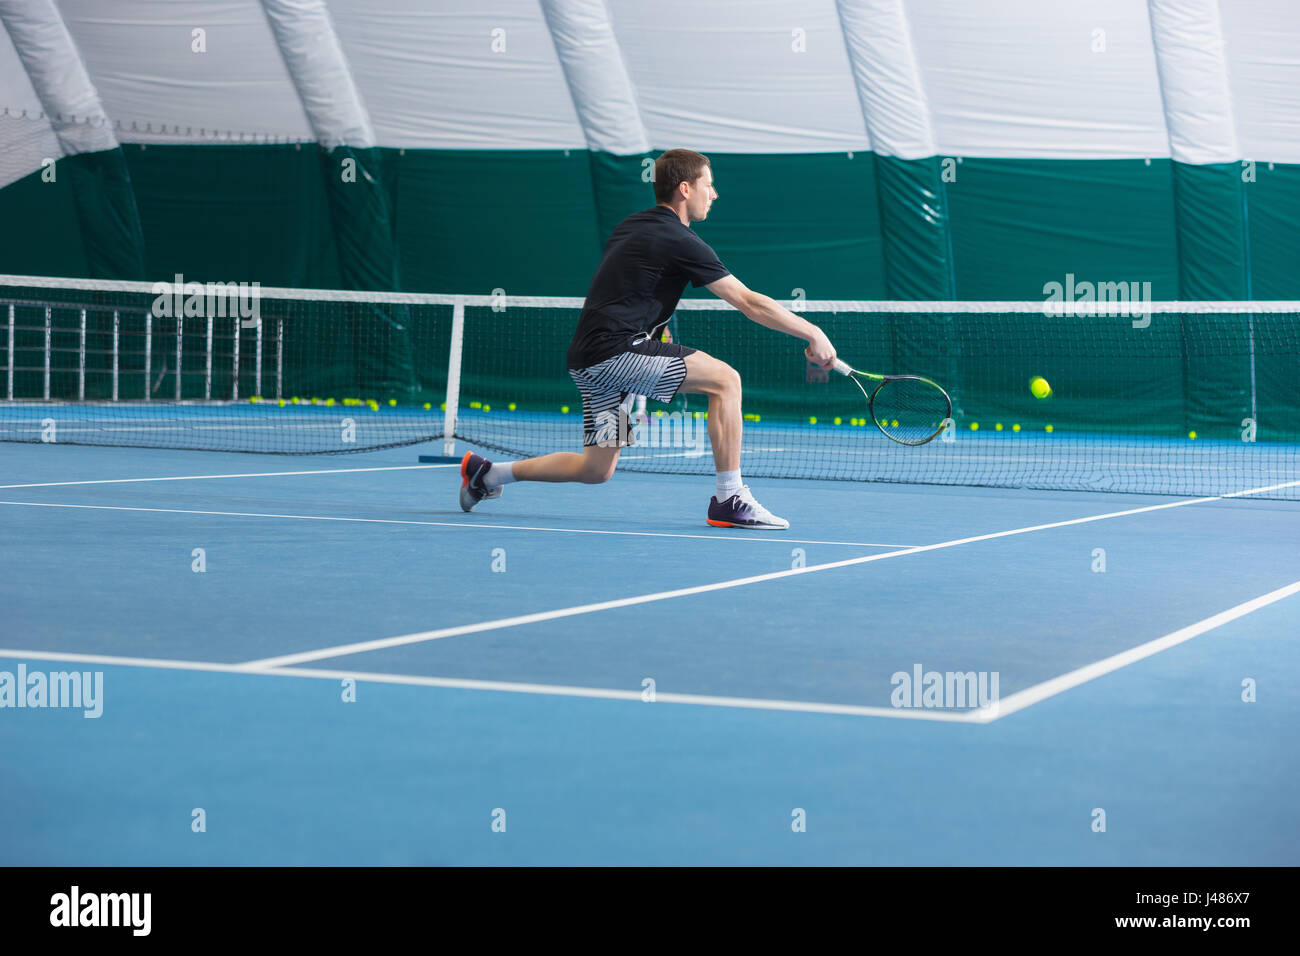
xmin=484 ymin=462 xmax=517 ymax=488
xmin=716 ymin=469 xmax=742 ymax=499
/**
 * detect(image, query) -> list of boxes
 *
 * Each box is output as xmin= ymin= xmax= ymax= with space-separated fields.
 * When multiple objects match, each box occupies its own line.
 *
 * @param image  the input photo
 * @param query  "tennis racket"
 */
xmin=831 ymin=358 xmax=952 ymax=446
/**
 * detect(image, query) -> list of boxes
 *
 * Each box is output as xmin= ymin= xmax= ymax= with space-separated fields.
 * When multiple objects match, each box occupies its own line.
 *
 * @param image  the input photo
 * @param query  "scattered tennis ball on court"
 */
xmin=834 ymin=417 xmax=842 ymax=425
xmin=423 ymin=402 xmax=431 ymax=410
xmin=469 ymin=401 xmax=482 ymax=409
xmin=1012 ymin=423 xmax=1021 ymax=432
xmin=809 ymin=416 xmax=817 ymax=424
xmin=325 ymin=398 xmax=335 ymax=406
xmin=1045 ymin=424 xmax=1054 ymax=433
xmin=561 ymin=405 xmax=569 ymax=413
xmin=1188 ymin=430 xmax=1197 ymax=439
xmin=291 ymin=396 xmax=299 ymax=404
xmin=995 ymin=422 xmax=1003 ymax=431
xmin=278 ymin=399 xmax=285 ymax=407
xmin=508 ymin=402 xmax=516 ymax=411
xmin=367 ymin=399 xmax=379 ymax=411
xmin=970 ymin=422 xmax=979 ymax=430
xmin=440 ymin=402 xmax=446 ymax=411
xmin=1030 ymin=376 xmax=1052 ymax=399
xmin=249 ymin=396 xmax=261 ymax=404
xmin=388 ymin=398 xmax=396 ymax=407
xmin=892 ymin=419 xmax=899 ymax=428
xmin=483 ymin=404 xmax=491 ymax=412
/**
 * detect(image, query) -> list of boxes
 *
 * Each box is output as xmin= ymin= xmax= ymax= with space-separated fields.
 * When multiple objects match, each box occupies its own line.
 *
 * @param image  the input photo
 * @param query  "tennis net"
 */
xmin=2 ymin=274 xmax=1297 ymax=499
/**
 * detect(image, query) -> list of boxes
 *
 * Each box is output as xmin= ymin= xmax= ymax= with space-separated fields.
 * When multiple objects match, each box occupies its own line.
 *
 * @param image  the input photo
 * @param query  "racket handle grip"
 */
xmin=832 ymin=358 xmax=852 ymax=376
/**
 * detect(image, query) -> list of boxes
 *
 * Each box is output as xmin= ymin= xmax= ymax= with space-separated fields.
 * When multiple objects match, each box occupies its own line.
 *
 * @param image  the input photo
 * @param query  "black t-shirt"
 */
xmin=567 ymin=206 xmax=730 ymax=369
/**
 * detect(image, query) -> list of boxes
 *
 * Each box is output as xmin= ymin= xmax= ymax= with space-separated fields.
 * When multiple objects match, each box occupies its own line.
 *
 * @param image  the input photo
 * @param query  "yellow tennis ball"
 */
xmin=1030 ymin=376 xmax=1052 ymax=399
xmin=278 ymin=398 xmax=285 ymax=407
xmin=891 ymin=419 xmax=899 ymax=428
xmin=388 ymin=398 xmax=396 ymax=407
xmin=483 ymin=404 xmax=491 ymax=412
xmin=970 ymin=422 xmax=979 ymax=431
xmin=508 ymin=402 xmax=516 ymax=411
xmin=423 ymin=402 xmax=431 ymax=410
xmin=834 ymin=417 xmax=842 ymax=425
xmin=1045 ymin=424 xmax=1054 ymax=433
xmin=1012 ymin=423 xmax=1021 ymax=432
xmin=561 ymin=405 xmax=570 ymax=413
xmin=809 ymin=416 xmax=817 ymax=425
xmin=1188 ymin=430 xmax=1197 ymax=440
xmin=995 ymin=422 xmax=1003 ymax=431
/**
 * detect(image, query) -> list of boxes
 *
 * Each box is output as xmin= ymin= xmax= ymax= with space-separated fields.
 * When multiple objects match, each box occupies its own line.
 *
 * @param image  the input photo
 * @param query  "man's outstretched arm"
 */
xmin=706 ymin=275 xmax=837 ymax=367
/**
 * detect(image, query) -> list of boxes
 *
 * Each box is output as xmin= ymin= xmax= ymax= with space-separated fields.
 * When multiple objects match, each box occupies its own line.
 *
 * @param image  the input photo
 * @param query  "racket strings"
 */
xmin=869 ymin=376 xmax=951 ymax=445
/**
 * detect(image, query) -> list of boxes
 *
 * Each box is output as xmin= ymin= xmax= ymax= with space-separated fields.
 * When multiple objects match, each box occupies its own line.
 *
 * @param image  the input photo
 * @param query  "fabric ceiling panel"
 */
xmin=54 ymin=0 xmax=313 ymax=143
xmin=907 ymin=0 xmax=1168 ymax=159
xmin=1218 ymin=0 xmax=1300 ymax=164
xmin=607 ymin=0 xmax=869 ymax=153
xmin=0 ymin=21 xmax=61 ymax=187
xmin=328 ymin=0 xmax=585 ymax=149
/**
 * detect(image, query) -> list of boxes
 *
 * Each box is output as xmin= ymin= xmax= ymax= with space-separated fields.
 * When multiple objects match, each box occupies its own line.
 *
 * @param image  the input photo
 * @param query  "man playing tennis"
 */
xmin=458 ymin=148 xmax=838 ymax=529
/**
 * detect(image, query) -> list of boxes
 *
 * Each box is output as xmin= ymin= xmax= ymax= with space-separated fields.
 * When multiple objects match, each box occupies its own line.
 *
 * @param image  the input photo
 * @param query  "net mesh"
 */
xmin=2 ymin=276 xmax=1298 ymax=499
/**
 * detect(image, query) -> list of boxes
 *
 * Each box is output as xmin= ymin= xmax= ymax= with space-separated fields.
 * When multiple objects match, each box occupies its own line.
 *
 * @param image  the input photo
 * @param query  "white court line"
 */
xmin=0 ymin=500 xmax=912 ymax=549
xmin=6 ymin=571 xmax=1297 ymax=721
xmin=0 ymin=464 xmax=456 ymax=489
xmin=980 ymin=578 xmax=1300 ymax=722
xmin=0 ymin=648 xmax=976 ymax=722
xmin=242 ymin=477 xmax=1300 ymax=669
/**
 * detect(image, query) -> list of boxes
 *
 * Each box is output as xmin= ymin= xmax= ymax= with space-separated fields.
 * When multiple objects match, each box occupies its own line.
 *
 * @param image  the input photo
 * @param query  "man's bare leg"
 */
xmin=510 ymin=445 xmax=620 ymax=484
xmin=678 ymin=350 xmax=787 ymax=528
xmin=680 ymin=350 xmax=742 ymax=473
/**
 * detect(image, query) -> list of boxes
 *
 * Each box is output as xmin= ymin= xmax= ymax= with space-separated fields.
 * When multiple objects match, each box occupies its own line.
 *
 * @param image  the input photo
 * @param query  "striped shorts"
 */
xmin=568 ymin=340 xmax=696 ymax=447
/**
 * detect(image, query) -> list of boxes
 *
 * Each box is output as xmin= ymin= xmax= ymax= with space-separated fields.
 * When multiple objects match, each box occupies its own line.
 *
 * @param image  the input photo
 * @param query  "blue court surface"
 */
xmin=1 ymin=440 xmax=1298 ymax=865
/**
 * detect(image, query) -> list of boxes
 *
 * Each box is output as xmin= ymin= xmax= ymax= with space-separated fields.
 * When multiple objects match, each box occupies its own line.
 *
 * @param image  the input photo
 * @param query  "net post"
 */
xmin=78 ymin=308 xmax=86 ymax=400
xmin=43 ymin=306 xmax=50 ymax=400
xmin=6 ymin=303 xmax=13 ymax=400
xmin=232 ymin=316 xmax=241 ymax=402
xmin=275 ymin=317 xmax=283 ymax=401
xmin=255 ymin=314 xmax=263 ymax=398
xmin=175 ymin=316 xmax=183 ymax=400
xmin=205 ymin=314 xmax=213 ymax=399
xmin=144 ymin=312 xmax=152 ymax=398
xmin=1248 ymin=314 xmax=1257 ymax=424
xmin=112 ymin=310 xmax=119 ymax=401
xmin=442 ymin=296 xmax=465 ymax=457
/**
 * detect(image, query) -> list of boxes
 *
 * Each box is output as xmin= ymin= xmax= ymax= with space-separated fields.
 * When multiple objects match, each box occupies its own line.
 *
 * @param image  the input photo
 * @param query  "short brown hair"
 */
xmin=653 ymin=149 xmax=710 ymax=203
